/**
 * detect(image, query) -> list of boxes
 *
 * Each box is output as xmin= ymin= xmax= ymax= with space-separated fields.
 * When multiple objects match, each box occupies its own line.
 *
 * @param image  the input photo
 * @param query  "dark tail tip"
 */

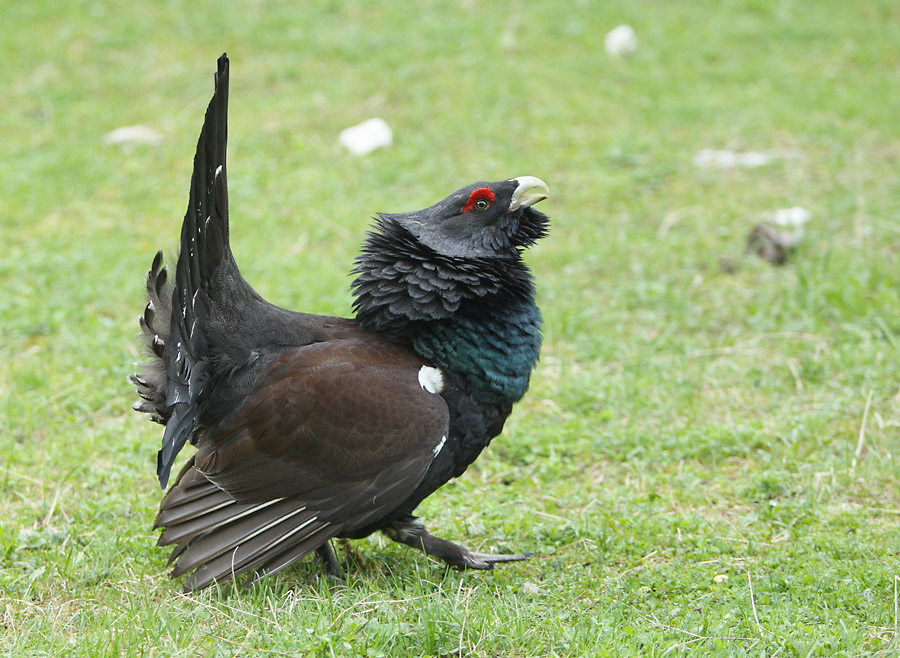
xmin=216 ymin=53 xmax=229 ymax=83
xmin=158 ymin=450 xmax=170 ymax=489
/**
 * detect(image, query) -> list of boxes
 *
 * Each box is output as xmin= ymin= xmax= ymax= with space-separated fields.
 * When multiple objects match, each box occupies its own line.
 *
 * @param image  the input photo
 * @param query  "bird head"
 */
xmin=352 ymin=176 xmax=550 ymax=334
xmin=379 ymin=176 xmax=550 ymax=259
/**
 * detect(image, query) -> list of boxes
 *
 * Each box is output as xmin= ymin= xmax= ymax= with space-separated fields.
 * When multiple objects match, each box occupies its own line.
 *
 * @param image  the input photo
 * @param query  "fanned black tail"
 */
xmin=131 ymin=54 xmax=234 ymax=488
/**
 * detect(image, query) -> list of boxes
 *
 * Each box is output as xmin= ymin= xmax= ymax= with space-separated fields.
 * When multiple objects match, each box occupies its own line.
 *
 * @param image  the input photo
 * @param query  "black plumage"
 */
xmin=131 ymin=54 xmax=551 ymax=591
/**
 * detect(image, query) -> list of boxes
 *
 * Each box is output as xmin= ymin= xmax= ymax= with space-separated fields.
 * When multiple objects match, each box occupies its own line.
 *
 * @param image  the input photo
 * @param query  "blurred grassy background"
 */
xmin=2 ymin=1 xmax=900 ymax=656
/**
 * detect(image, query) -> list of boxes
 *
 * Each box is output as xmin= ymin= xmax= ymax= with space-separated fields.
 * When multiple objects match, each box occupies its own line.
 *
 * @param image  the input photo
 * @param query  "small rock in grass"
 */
xmin=747 ymin=223 xmax=804 ymax=265
xmin=713 ymin=573 xmax=728 ymax=584
xmin=338 ymin=118 xmax=393 ymax=156
xmin=605 ymin=25 xmax=638 ymax=56
xmin=771 ymin=206 xmax=811 ymax=228
xmin=523 ymin=581 xmax=541 ymax=594
xmin=103 ymin=125 xmax=163 ymax=146
xmin=719 ymin=255 xmax=739 ymax=275
xmin=693 ymin=149 xmax=771 ymax=168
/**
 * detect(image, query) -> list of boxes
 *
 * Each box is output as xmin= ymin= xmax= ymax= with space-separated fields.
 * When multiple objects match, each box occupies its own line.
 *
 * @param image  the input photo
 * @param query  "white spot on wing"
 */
xmin=418 ymin=365 xmax=445 ymax=394
xmin=215 ymin=165 xmax=223 ymax=179
xmin=433 ymin=435 xmax=447 ymax=457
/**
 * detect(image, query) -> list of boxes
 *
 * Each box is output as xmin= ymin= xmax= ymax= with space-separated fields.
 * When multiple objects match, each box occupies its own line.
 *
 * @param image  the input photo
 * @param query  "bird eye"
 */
xmin=462 ymin=187 xmax=497 ymax=213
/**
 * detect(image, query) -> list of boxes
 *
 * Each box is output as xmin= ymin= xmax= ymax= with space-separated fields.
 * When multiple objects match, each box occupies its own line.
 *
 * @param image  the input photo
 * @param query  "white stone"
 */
xmin=771 ymin=206 xmax=811 ymax=227
xmin=103 ymin=125 xmax=163 ymax=146
xmin=338 ymin=118 xmax=393 ymax=156
xmin=693 ymin=149 xmax=772 ymax=168
xmin=523 ymin=581 xmax=541 ymax=594
xmin=604 ymin=25 xmax=638 ymax=56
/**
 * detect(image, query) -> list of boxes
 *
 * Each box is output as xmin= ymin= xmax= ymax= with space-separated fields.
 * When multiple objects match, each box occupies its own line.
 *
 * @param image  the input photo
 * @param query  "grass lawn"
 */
xmin=3 ymin=1 xmax=900 ymax=655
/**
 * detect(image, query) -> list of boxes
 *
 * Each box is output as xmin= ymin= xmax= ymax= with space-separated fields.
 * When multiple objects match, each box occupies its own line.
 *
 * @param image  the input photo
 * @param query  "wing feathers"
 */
xmin=185 ymin=518 xmax=335 ymax=591
xmin=243 ymin=523 xmax=338 ymax=583
xmin=155 ymin=467 xmax=340 ymax=592
xmin=155 ymin=492 xmax=235 ymax=530
xmin=153 ymin=324 xmax=451 ymax=590
xmin=170 ymin=498 xmax=311 ymax=576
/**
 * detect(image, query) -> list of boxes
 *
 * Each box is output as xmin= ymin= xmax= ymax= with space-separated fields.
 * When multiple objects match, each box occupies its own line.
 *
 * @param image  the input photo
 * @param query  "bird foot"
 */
xmin=460 ymin=550 xmax=535 ymax=570
xmin=383 ymin=516 xmax=534 ymax=570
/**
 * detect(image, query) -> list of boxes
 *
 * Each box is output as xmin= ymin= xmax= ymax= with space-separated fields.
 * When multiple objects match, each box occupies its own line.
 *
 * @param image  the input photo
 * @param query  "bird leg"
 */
xmin=383 ymin=516 xmax=533 ymax=570
xmin=315 ymin=542 xmax=344 ymax=580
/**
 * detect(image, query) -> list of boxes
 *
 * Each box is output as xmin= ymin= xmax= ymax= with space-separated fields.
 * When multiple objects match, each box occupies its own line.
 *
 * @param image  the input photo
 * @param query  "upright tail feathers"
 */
xmin=132 ymin=54 xmax=233 ymax=488
xmin=131 ymin=250 xmax=173 ymax=425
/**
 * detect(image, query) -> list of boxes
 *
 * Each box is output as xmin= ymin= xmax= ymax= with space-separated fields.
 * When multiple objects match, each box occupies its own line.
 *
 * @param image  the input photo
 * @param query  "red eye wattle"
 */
xmin=462 ymin=188 xmax=496 ymax=213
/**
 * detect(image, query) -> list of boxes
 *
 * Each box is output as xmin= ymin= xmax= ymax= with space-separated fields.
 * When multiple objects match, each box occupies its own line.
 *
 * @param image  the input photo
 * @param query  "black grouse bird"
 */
xmin=131 ymin=54 xmax=550 ymax=591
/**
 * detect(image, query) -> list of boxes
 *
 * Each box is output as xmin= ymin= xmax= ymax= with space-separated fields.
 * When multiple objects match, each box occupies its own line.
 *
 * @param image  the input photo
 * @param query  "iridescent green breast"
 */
xmin=412 ymin=299 xmax=542 ymax=401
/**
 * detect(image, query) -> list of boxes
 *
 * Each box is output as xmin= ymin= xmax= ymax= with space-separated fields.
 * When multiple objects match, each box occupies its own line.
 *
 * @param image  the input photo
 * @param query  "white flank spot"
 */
xmin=433 ymin=435 xmax=447 ymax=457
xmin=215 ymin=165 xmax=223 ymax=179
xmin=338 ymin=118 xmax=393 ymax=156
xmin=418 ymin=366 xmax=444 ymax=394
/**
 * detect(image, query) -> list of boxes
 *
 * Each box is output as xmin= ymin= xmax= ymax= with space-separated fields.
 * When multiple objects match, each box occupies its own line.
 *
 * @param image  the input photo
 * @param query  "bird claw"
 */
xmin=462 ymin=550 xmax=534 ymax=570
xmin=384 ymin=516 xmax=536 ymax=571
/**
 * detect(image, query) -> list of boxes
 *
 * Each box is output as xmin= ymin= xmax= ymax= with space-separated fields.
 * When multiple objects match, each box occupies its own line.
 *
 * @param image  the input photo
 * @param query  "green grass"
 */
xmin=3 ymin=0 xmax=900 ymax=655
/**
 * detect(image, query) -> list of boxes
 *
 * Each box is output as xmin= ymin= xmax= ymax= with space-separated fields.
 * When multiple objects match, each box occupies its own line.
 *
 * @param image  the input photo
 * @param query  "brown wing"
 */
xmin=155 ymin=337 xmax=449 ymax=590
